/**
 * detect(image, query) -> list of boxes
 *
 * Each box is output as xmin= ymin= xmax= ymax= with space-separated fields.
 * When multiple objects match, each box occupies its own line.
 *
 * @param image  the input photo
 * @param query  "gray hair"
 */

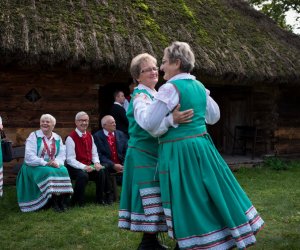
xmin=130 ymin=53 xmax=157 ymax=80
xmin=101 ymin=115 xmax=114 ymax=128
xmin=40 ymin=114 xmax=56 ymax=126
xmin=164 ymin=41 xmax=195 ymax=73
xmin=75 ymin=111 xmax=88 ymax=120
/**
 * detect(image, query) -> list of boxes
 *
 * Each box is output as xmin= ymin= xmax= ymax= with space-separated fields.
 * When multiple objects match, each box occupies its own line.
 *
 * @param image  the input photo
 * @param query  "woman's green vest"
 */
xmin=127 ymin=89 xmax=158 ymax=155
xmin=159 ymin=79 xmax=207 ymax=143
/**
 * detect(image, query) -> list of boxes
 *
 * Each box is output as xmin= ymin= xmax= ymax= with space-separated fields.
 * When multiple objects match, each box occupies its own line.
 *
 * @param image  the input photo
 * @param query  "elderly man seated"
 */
xmin=65 ymin=111 xmax=111 ymax=206
xmin=93 ymin=115 xmax=128 ymax=186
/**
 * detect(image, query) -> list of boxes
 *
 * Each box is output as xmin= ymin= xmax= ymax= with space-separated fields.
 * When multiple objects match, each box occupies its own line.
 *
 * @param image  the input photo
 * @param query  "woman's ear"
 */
xmin=175 ymin=59 xmax=181 ymax=69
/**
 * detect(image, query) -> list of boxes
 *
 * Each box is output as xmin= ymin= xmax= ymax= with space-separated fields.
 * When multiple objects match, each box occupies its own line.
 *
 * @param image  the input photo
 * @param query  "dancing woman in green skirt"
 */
xmin=118 ymin=53 xmax=220 ymax=250
xmin=138 ymin=42 xmax=264 ymax=250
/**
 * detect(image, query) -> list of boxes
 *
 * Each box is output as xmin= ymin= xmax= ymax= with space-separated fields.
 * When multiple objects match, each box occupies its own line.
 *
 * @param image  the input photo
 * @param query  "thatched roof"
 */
xmin=0 ymin=0 xmax=299 ymax=84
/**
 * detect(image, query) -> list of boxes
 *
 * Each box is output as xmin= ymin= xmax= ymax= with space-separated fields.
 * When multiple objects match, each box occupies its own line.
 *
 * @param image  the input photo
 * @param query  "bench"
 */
xmin=10 ymin=146 xmax=119 ymax=202
xmin=12 ymin=145 xmax=26 ymax=174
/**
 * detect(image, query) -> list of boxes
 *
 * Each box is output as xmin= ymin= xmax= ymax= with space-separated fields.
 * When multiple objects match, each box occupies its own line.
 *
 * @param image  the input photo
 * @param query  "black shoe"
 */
xmin=59 ymin=195 xmax=70 ymax=211
xmin=137 ymin=233 xmax=168 ymax=250
xmin=70 ymin=197 xmax=84 ymax=207
xmin=174 ymin=243 xmax=179 ymax=250
xmin=155 ymin=242 xmax=168 ymax=250
xmin=104 ymin=198 xmax=113 ymax=205
xmin=105 ymin=193 xmax=114 ymax=205
xmin=52 ymin=196 xmax=64 ymax=213
xmin=96 ymin=200 xmax=106 ymax=206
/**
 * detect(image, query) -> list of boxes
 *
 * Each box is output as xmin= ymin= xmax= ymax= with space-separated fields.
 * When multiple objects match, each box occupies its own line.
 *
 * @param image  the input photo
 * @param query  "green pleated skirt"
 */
xmin=158 ymin=134 xmax=264 ymax=249
xmin=16 ymin=164 xmax=73 ymax=212
xmin=118 ymin=146 xmax=167 ymax=232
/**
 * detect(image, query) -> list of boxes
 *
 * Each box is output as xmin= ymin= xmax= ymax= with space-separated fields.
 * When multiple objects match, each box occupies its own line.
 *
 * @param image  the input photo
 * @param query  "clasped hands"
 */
xmin=47 ymin=160 xmax=60 ymax=168
xmin=84 ymin=162 xmax=104 ymax=172
xmin=113 ymin=163 xmax=124 ymax=173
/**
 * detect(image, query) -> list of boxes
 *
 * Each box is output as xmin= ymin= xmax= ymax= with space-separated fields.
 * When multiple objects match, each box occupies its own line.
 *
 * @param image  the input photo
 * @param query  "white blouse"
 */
xmin=65 ymin=128 xmax=100 ymax=170
xmin=133 ymin=73 xmax=220 ymax=137
xmin=24 ymin=130 xmax=66 ymax=166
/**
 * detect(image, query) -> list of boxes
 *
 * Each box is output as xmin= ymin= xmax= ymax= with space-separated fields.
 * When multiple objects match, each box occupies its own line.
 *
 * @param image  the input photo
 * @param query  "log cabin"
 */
xmin=0 ymin=0 xmax=299 ymax=183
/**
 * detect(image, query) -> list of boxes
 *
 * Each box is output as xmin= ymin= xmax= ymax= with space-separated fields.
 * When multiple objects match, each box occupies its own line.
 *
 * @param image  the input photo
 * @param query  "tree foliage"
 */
xmin=248 ymin=0 xmax=300 ymax=32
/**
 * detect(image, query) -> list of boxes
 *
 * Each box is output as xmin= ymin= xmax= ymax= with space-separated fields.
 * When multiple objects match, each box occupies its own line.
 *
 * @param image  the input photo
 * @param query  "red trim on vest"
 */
xmin=107 ymin=132 xmax=120 ymax=164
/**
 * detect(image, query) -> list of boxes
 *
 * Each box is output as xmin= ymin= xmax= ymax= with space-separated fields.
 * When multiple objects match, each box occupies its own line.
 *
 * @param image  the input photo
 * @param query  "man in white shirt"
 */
xmin=65 ymin=111 xmax=111 ymax=206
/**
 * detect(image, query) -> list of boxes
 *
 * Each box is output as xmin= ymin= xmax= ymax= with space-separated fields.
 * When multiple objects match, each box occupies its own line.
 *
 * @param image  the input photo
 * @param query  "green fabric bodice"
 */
xmin=127 ymin=88 xmax=158 ymax=155
xmin=159 ymin=79 xmax=207 ymax=143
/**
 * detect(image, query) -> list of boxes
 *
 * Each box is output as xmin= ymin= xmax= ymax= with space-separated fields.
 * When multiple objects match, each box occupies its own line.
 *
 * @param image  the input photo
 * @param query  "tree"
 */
xmin=248 ymin=0 xmax=300 ymax=32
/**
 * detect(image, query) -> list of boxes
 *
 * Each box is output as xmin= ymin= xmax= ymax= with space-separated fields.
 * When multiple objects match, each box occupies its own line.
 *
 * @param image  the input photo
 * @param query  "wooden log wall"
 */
xmin=0 ymin=66 xmax=129 ymax=185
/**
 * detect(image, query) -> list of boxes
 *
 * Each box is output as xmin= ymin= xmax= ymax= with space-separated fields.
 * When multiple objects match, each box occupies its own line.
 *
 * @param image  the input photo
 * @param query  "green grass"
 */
xmin=0 ymin=160 xmax=300 ymax=249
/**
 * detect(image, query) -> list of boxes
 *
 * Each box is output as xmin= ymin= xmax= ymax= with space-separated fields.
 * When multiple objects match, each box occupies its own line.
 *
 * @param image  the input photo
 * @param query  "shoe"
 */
xmin=137 ymin=233 xmax=168 ymax=250
xmin=59 ymin=195 xmax=69 ymax=211
xmin=104 ymin=199 xmax=113 ymax=205
xmin=96 ymin=200 xmax=106 ymax=206
xmin=52 ymin=195 xmax=64 ymax=213
xmin=174 ymin=243 xmax=179 ymax=250
xmin=105 ymin=193 xmax=114 ymax=205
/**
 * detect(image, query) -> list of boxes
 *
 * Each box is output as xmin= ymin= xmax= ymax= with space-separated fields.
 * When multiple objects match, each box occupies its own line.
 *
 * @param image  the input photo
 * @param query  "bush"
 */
xmin=262 ymin=156 xmax=289 ymax=170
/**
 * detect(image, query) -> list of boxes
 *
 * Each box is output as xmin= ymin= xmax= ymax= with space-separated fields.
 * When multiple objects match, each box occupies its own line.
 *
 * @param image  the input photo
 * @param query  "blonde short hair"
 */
xmin=130 ymin=53 xmax=157 ymax=80
xmin=164 ymin=41 xmax=195 ymax=73
xmin=40 ymin=114 xmax=56 ymax=126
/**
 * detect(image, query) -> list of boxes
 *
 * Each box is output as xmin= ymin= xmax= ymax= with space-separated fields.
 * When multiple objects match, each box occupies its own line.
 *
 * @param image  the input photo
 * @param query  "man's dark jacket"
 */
xmin=110 ymin=104 xmax=129 ymax=136
xmin=93 ymin=129 xmax=128 ymax=172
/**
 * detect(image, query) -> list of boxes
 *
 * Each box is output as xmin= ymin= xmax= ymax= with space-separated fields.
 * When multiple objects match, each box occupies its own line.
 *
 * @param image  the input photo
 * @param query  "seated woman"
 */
xmin=0 ymin=114 xmax=3 ymax=197
xmin=16 ymin=114 xmax=73 ymax=212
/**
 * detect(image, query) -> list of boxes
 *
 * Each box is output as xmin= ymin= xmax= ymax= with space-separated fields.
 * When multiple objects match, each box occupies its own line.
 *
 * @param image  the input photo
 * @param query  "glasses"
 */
xmin=140 ymin=66 xmax=159 ymax=74
xmin=77 ymin=119 xmax=89 ymax=123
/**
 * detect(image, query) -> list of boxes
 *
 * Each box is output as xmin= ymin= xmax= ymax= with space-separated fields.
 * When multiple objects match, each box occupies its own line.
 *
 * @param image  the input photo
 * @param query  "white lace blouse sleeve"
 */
xmin=0 ymin=116 xmax=2 ymax=125
xmin=133 ymin=91 xmax=176 ymax=137
xmin=133 ymin=84 xmax=179 ymax=135
xmin=24 ymin=132 xmax=48 ymax=166
xmin=205 ymin=89 xmax=220 ymax=125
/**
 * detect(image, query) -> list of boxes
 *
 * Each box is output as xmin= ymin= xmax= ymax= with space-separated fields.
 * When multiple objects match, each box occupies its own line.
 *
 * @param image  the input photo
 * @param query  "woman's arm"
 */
xmin=134 ymin=83 xmax=220 ymax=133
xmin=0 ymin=116 xmax=3 ymax=130
xmin=205 ymin=89 xmax=220 ymax=125
xmin=24 ymin=132 xmax=48 ymax=166
xmin=133 ymin=93 xmax=172 ymax=137
xmin=54 ymin=137 xmax=66 ymax=165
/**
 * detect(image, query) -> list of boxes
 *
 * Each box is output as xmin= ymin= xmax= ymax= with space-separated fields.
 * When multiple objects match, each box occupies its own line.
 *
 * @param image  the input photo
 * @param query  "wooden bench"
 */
xmin=12 ymin=145 xmax=26 ymax=174
xmin=8 ymin=146 xmax=120 ymax=202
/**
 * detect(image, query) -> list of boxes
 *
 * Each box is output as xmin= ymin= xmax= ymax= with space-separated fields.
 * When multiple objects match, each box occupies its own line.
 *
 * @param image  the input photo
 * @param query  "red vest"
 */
xmin=69 ymin=130 xmax=93 ymax=165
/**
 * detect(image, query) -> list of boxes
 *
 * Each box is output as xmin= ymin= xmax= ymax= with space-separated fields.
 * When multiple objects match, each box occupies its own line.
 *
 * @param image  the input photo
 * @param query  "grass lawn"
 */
xmin=0 ymin=160 xmax=299 ymax=249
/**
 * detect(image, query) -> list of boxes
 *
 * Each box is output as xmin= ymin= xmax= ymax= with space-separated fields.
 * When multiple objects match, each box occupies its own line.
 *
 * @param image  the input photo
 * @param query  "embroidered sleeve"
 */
xmin=155 ymin=83 xmax=179 ymax=111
